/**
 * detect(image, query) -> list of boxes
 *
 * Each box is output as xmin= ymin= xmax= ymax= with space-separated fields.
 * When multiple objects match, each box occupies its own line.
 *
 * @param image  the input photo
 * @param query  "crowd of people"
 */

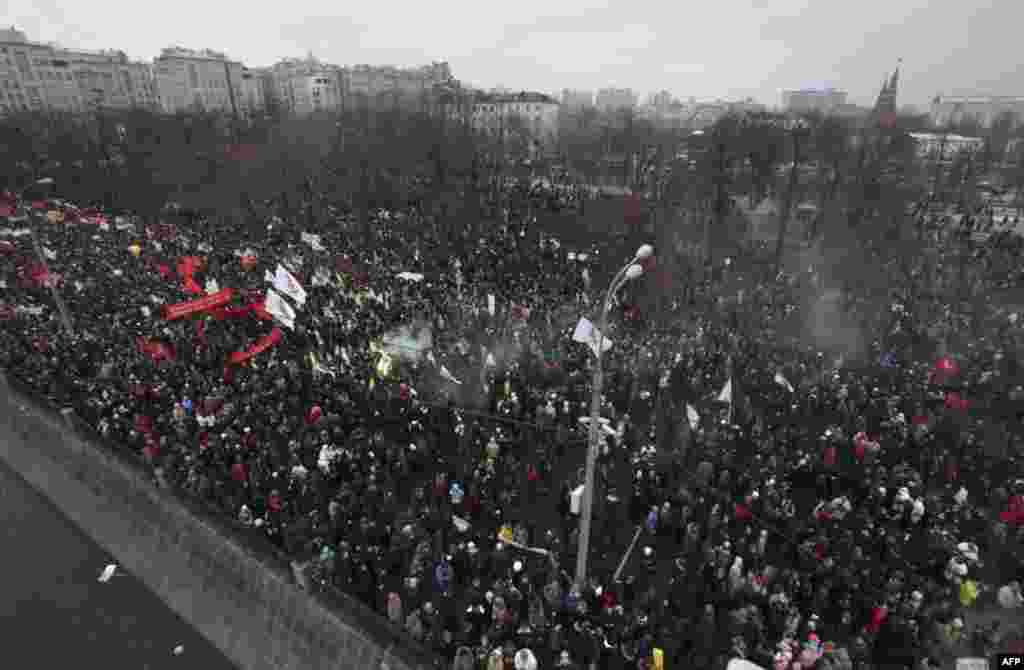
xmin=3 ymin=177 xmax=1024 ymax=670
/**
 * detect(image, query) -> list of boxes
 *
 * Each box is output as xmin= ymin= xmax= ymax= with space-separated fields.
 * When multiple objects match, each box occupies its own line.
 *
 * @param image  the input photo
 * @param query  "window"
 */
xmin=188 ymin=63 xmax=199 ymax=89
xmin=122 ymin=71 xmax=133 ymax=92
xmin=14 ymin=51 xmax=31 ymax=78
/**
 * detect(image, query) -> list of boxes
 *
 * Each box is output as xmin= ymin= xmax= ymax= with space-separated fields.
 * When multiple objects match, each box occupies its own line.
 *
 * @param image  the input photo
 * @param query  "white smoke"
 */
xmin=380 ymin=322 xmax=433 ymax=363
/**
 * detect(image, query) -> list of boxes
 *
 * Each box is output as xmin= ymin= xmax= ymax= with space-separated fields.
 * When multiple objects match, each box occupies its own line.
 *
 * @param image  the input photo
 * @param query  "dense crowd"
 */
xmin=3 ymin=178 xmax=1024 ymax=670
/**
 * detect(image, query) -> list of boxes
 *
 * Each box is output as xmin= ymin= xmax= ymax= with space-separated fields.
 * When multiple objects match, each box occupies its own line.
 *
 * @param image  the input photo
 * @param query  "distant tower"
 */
xmin=874 ymin=59 xmax=901 ymax=128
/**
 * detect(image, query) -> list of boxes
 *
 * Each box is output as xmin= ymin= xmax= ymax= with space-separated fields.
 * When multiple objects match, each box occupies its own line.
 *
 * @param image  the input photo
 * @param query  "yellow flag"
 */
xmin=959 ymin=580 xmax=979 ymax=607
xmin=369 ymin=376 xmax=375 ymax=390
xmin=376 ymin=352 xmax=394 ymax=379
xmin=652 ymin=648 xmax=664 ymax=670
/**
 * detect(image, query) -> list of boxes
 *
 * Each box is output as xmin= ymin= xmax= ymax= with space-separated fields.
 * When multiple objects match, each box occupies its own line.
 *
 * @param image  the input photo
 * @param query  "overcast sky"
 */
xmin=4 ymin=0 xmax=1021 ymax=108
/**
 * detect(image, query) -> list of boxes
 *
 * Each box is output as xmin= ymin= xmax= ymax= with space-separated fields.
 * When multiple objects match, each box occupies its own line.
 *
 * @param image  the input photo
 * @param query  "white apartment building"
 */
xmin=931 ymin=95 xmax=1024 ymax=128
xmin=0 ymin=27 xmax=158 ymax=115
xmin=341 ymin=62 xmax=452 ymax=102
xmin=909 ymin=132 xmax=984 ymax=160
xmin=238 ymin=67 xmax=267 ymax=116
xmin=782 ymin=89 xmax=848 ymax=115
xmin=266 ymin=57 xmax=342 ymax=115
xmin=471 ymin=91 xmax=559 ymax=146
xmin=58 ymin=47 xmax=159 ymax=111
xmin=153 ymin=47 xmax=244 ymax=114
xmin=1 ymin=26 xmax=80 ymax=114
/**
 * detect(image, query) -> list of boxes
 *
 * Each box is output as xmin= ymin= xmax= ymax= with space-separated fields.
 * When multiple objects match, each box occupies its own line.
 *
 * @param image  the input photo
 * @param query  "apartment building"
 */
xmin=340 ymin=62 xmax=452 ymax=106
xmin=931 ymin=95 xmax=1024 ymax=128
xmin=561 ymin=88 xmax=594 ymax=109
xmin=0 ymin=27 xmax=159 ymax=115
xmin=782 ymin=88 xmax=848 ymax=115
xmin=266 ymin=56 xmax=342 ymax=115
xmin=239 ymin=67 xmax=267 ymax=116
xmin=153 ymin=47 xmax=244 ymax=114
xmin=909 ymin=132 xmax=985 ymax=160
xmin=0 ymin=27 xmax=83 ymax=114
xmin=595 ymin=88 xmax=637 ymax=111
xmin=58 ymin=47 xmax=159 ymax=111
xmin=471 ymin=90 xmax=559 ymax=145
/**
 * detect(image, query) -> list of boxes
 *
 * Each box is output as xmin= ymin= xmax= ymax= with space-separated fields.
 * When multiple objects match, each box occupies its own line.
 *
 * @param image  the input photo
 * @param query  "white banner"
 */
xmin=264 ymin=288 xmax=297 ymax=330
xmin=273 ymin=264 xmax=307 ymax=308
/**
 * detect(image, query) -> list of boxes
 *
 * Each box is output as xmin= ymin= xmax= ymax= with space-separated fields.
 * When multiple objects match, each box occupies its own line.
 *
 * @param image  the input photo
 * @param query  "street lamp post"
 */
xmin=575 ymin=243 xmax=654 ymax=587
xmin=776 ymin=118 xmax=810 ymax=268
xmin=17 ymin=178 xmax=75 ymax=338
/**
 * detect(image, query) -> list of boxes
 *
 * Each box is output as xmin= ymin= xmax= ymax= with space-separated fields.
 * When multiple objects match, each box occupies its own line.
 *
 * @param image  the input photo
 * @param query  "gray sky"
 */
xmin=4 ymin=0 xmax=1020 ymax=108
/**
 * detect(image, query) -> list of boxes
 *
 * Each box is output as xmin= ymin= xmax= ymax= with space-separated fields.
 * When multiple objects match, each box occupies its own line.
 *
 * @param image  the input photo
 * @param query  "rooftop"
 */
xmin=473 ymin=91 xmax=558 ymax=104
xmin=158 ymin=47 xmax=237 ymax=62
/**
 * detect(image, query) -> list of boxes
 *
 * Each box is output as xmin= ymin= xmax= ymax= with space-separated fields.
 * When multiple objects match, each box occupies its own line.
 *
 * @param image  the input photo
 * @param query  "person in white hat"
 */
xmin=513 ymin=648 xmax=538 ymax=670
xmin=999 ymin=581 xmax=1024 ymax=609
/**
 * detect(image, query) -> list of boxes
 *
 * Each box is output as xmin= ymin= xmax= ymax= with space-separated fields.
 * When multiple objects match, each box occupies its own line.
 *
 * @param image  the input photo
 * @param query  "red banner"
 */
xmin=215 ymin=301 xmax=272 ymax=321
xmin=136 ymin=337 xmax=175 ymax=361
xmin=177 ymin=255 xmax=205 ymax=295
xmin=229 ymin=328 xmax=283 ymax=365
xmin=162 ymin=288 xmax=235 ymax=321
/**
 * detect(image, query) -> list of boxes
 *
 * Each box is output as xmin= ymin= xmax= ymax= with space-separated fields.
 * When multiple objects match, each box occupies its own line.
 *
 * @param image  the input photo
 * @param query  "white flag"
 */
xmin=43 ymin=247 xmax=57 ymax=260
xmin=300 ymin=232 xmax=324 ymax=252
xmin=573 ymin=317 xmax=612 ymax=358
xmin=686 ymin=404 xmax=700 ymax=430
xmin=774 ymin=371 xmax=794 ymax=393
xmin=205 ymin=278 xmax=220 ymax=295
xmin=273 ymin=264 xmax=307 ymax=308
xmin=264 ymin=269 xmax=275 ymax=284
xmin=97 ymin=564 xmax=118 ymax=583
xmin=718 ymin=378 xmax=733 ymax=404
xmin=396 ymin=271 xmax=424 ymax=283
xmin=264 ymin=288 xmax=297 ymax=330
xmin=487 ymin=294 xmax=496 ymax=317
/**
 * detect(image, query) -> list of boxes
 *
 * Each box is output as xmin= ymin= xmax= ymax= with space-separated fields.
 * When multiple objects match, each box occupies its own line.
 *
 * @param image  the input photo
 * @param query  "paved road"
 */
xmin=0 ymin=457 xmax=237 ymax=670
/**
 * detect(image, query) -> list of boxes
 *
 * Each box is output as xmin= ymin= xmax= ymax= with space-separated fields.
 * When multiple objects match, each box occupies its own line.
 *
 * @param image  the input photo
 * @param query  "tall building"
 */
xmin=561 ymin=88 xmax=594 ymax=109
xmin=58 ymin=47 xmax=159 ymax=111
xmin=873 ymin=64 xmax=900 ymax=128
xmin=471 ymin=91 xmax=559 ymax=146
xmin=0 ymin=27 xmax=157 ymax=115
xmin=931 ymin=95 xmax=1024 ymax=128
xmin=781 ymin=88 xmax=848 ymax=114
xmin=0 ymin=26 xmax=83 ymax=114
xmin=266 ymin=56 xmax=342 ymax=115
xmin=153 ymin=47 xmax=244 ymax=115
xmin=341 ymin=62 xmax=452 ymax=103
xmin=239 ymin=67 xmax=267 ymax=116
xmin=595 ymin=88 xmax=637 ymax=111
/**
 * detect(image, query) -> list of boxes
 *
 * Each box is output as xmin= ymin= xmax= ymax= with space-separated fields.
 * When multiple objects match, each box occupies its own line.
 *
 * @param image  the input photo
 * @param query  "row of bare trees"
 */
xmin=0 ymin=101 xmax=502 ymax=231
